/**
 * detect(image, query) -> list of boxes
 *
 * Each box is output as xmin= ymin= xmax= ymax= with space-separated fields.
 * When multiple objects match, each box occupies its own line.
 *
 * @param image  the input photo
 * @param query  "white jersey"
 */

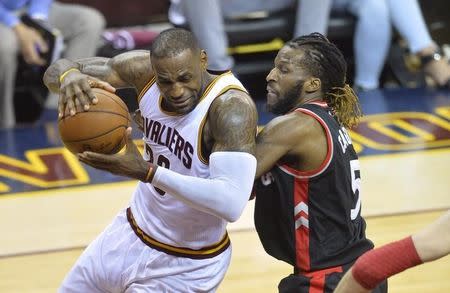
xmin=130 ymin=71 xmax=247 ymax=251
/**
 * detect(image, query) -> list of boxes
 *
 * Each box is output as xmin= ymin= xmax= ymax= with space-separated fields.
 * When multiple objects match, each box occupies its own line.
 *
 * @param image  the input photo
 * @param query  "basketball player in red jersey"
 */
xmin=334 ymin=210 xmax=450 ymax=293
xmin=43 ymin=28 xmax=258 ymax=292
xmin=252 ymin=33 xmax=387 ymax=293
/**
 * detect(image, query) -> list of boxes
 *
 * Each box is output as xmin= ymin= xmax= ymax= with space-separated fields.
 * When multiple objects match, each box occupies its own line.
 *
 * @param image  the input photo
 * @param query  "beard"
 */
xmin=267 ymin=81 xmax=304 ymax=115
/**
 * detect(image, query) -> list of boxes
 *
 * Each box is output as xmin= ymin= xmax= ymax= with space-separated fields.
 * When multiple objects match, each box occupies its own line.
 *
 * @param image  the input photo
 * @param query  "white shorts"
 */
xmin=59 ymin=209 xmax=232 ymax=293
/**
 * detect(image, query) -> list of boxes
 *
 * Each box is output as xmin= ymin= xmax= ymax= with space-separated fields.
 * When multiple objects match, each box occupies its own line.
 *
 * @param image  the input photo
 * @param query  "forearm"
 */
xmin=333 ymin=269 xmax=368 ymax=293
xmin=43 ymin=58 xmax=80 ymax=92
xmin=412 ymin=210 xmax=450 ymax=262
xmin=336 ymin=211 xmax=450 ymax=293
xmin=152 ymin=152 xmax=256 ymax=222
xmin=351 ymin=236 xmax=422 ymax=291
xmin=43 ymin=57 xmax=114 ymax=93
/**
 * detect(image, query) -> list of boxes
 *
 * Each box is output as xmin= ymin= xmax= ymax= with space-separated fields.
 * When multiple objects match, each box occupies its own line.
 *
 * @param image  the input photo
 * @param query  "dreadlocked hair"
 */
xmin=327 ymin=84 xmax=361 ymax=128
xmin=286 ymin=33 xmax=362 ymax=128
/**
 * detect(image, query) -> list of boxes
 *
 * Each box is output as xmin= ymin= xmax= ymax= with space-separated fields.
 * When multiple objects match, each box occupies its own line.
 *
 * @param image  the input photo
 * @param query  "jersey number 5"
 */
xmin=350 ymin=159 xmax=361 ymax=220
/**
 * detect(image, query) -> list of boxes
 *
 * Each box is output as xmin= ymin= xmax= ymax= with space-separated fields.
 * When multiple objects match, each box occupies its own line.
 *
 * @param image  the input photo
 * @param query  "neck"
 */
xmin=199 ymin=71 xmax=215 ymax=97
xmin=297 ymin=92 xmax=324 ymax=107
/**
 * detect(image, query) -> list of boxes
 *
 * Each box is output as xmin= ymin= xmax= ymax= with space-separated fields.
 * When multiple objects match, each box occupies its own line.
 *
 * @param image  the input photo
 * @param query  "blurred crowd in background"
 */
xmin=1 ymin=0 xmax=450 ymax=129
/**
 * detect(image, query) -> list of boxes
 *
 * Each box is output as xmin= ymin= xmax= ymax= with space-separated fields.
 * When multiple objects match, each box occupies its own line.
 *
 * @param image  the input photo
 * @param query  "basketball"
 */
xmin=58 ymin=88 xmax=131 ymax=154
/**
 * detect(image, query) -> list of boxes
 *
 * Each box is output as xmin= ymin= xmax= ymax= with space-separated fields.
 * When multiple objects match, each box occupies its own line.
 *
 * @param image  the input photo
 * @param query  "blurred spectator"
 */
xmin=170 ymin=0 xmax=450 ymax=90
xmin=102 ymin=29 xmax=159 ymax=51
xmin=299 ymin=0 xmax=450 ymax=90
xmin=169 ymin=0 xmax=331 ymax=72
xmin=0 ymin=0 xmax=105 ymax=128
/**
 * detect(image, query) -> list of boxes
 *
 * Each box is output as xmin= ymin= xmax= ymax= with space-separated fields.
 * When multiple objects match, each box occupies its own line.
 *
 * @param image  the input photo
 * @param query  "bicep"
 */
xmin=78 ymin=50 xmax=152 ymax=90
xmin=209 ymin=92 xmax=258 ymax=155
xmin=255 ymin=124 xmax=293 ymax=178
xmin=255 ymin=114 xmax=307 ymax=178
xmin=76 ymin=57 xmax=126 ymax=88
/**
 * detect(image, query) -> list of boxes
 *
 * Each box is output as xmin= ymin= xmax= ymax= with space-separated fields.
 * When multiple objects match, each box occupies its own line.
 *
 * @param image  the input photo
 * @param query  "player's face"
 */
xmin=266 ymin=46 xmax=309 ymax=115
xmin=152 ymin=49 xmax=205 ymax=114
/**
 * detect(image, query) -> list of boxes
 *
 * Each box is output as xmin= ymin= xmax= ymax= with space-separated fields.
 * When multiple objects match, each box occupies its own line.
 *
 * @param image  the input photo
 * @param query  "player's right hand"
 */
xmin=77 ymin=127 xmax=152 ymax=182
xmin=58 ymin=70 xmax=116 ymax=118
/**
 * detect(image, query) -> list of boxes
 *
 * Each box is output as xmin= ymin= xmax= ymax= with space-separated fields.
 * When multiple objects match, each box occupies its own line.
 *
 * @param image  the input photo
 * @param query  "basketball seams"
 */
xmin=59 ymin=110 xmax=131 ymax=123
xmin=94 ymin=89 xmax=129 ymax=113
xmin=63 ymin=124 xmax=129 ymax=143
xmin=58 ymin=88 xmax=130 ymax=154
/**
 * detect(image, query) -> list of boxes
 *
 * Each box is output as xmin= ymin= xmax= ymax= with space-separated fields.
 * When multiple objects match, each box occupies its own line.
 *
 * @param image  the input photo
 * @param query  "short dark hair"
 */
xmin=150 ymin=28 xmax=200 ymax=59
xmin=286 ymin=33 xmax=361 ymax=128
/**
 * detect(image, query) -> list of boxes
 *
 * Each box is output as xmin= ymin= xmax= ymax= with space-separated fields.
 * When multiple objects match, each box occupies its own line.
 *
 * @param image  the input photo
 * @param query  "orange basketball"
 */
xmin=58 ymin=88 xmax=131 ymax=154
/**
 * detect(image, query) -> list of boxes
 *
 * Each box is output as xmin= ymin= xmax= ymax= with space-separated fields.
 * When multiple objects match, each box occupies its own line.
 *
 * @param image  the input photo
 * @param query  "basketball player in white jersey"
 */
xmin=43 ymin=28 xmax=258 ymax=292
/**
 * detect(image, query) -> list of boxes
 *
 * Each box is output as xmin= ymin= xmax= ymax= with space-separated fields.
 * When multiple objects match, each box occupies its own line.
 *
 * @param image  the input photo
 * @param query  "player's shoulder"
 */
xmin=263 ymin=110 xmax=320 ymax=140
xmin=206 ymin=88 xmax=257 ymax=133
xmin=270 ymin=110 xmax=317 ymax=128
xmin=211 ymin=88 xmax=256 ymax=114
xmin=113 ymin=50 xmax=150 ymax=64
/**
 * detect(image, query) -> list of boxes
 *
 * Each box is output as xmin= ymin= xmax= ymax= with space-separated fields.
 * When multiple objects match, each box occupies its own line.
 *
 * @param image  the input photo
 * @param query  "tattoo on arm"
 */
xmin=43 ymin=50 xmax=152 ymax=93
xmin=110 ymin=51 xmax=152 ymax=92
xmin=208 ymin=90 xmax=258 ymax=155
xmin=80 ymin=51 xmax=152 ymax=91
xmin=77 ymin=57 xmax=117 ymax=84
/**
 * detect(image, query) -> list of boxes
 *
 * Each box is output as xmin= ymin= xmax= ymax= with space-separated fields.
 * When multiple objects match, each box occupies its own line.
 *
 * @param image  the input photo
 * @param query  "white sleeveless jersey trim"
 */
xmin=131 ymin=71 xmax=247 ymax=249
xmin=137 ymin=76 xmax=157 ymax=103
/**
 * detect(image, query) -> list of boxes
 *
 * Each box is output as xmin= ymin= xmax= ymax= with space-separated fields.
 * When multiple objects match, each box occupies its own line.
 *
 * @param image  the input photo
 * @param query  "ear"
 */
xmin=200 ymin=50 xmax=208 ymax=71
xmin=304 ymin=77 xmax=321 ymax=93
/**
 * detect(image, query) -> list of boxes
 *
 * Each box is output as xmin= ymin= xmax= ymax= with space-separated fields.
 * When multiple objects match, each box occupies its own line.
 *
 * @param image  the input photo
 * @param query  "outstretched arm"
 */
xmin=413 ymin=210 xmax=450 ymax=261
xmin=43 ymin=50 xmax=152 ymax=116
xmin=334 ymin=210 xmax=450 ymax=293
